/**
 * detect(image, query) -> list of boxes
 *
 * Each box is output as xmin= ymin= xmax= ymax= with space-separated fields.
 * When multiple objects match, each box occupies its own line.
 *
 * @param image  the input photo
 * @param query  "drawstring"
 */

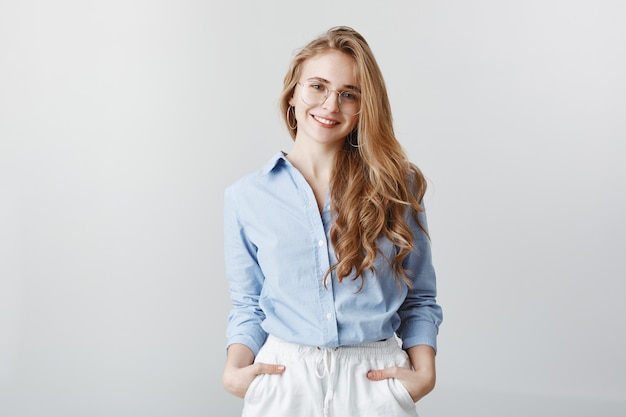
xmin=315 ymin=347 xmax=338 ymax=417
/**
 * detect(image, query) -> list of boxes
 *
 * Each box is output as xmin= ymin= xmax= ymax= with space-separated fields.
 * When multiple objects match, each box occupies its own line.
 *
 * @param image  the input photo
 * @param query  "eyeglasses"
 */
xmin=297 ymin=80 xmax=361 ymax=116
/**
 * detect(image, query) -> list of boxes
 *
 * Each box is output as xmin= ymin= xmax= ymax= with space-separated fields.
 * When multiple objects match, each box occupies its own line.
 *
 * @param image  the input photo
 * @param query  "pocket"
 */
xmin=388 ymin=349 xmax=417 ymax=411
xmin=389 ymin=378 xmax=416 ymax=410
xmin=243 ymin=374 xmax=265 ymax=403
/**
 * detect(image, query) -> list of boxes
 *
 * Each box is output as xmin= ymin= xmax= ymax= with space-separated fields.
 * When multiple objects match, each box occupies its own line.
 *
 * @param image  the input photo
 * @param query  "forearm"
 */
xmin=406 ymin=344 xmax=436 ymax=397
xmin=225 ymin=343 xmax=255 ymax=369
xmin=222 ymin=343 xmax=256 ymax=398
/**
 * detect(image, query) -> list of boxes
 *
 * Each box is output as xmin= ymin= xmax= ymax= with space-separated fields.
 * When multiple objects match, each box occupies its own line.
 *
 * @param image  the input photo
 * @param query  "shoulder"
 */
xmin=225 ymin=151 xmax=288 ymax=201
xmin=227 ymin=151 xmax=285 ymax=187
xmin=402 ymin=163 xmax=426 ymax=203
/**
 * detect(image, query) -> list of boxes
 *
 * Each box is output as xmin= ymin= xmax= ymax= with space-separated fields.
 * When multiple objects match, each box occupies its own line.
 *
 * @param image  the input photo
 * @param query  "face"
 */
xmin=289 ymin=50 xmax=360 ymax=149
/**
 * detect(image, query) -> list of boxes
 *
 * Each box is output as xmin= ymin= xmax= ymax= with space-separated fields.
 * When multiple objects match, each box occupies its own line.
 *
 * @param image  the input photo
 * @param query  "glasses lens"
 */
xmin=300 ymin=81 xmax=361 ymax=116
xmin=300 ymin=81 xmax=327 ymax=106
xmin=338 ymin=91 xmax=360 ymax=116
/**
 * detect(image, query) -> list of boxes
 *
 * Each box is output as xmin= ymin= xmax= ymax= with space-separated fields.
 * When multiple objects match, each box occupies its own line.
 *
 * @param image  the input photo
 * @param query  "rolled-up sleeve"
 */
xmin=223 ymin=186 xmax=268 ymax=356
xmin=396 ymin=205 xmax=443 ymax=352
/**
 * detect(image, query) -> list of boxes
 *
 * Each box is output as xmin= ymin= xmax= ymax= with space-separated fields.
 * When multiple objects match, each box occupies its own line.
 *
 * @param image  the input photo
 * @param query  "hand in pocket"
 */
xmin=223 ymin=362 xmax=286 ymax=398
xmin=366 ymin=365 xmax=434 ymax=403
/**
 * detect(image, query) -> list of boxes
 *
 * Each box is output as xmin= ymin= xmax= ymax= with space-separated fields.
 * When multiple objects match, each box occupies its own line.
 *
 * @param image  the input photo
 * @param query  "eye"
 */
xmin=309 ymin=83 xmax=325 ymax=91
xmin=340 ymin=91 xmax=359 ymax=102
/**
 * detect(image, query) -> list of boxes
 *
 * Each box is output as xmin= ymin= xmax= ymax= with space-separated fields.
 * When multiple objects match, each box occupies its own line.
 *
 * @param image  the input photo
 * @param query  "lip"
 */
xmin=311 ymin=114 xmax=340 ymax=127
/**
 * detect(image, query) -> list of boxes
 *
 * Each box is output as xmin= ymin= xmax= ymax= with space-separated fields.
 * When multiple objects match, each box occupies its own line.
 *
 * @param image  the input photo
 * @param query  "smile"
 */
xmin=312 ymin=115 xmax=339 ymax=125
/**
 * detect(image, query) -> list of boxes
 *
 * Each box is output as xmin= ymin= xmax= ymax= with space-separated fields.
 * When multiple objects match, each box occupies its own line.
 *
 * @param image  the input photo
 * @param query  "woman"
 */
xmin=222 ymin=26 xmax=443 ymax=417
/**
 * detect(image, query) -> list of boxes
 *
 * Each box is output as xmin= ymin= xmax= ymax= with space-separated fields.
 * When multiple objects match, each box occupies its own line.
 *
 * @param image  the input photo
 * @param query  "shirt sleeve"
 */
xmin=223 ymin=185 xmax=268 ymax=356
xmin=396 ymin=204 xmax=443 ymax=353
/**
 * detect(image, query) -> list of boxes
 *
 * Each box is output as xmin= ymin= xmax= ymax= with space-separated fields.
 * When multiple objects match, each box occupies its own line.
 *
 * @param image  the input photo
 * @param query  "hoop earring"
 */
xmin=286 ymin=106 xmax=297 ymax=130
xmin=347 ymin=130 xmax=360 ymax=148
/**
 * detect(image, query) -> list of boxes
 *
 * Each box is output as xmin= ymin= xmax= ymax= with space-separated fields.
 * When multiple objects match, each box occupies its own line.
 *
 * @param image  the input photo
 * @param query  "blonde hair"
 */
xmin=280 ymin=26 xmax=428 ymax=289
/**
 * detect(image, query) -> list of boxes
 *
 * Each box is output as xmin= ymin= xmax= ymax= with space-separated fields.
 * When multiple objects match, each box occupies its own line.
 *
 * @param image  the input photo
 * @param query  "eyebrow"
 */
xmin=306 ymin=77 xmax=361 ymax=93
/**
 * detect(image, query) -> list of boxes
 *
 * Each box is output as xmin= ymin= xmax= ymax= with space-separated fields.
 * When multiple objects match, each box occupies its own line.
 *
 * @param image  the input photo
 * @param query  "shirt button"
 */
xmin=326 ymin=313 xmax=332 ymax=319
xmin=318 ymin=240 xmax=324 ymax=247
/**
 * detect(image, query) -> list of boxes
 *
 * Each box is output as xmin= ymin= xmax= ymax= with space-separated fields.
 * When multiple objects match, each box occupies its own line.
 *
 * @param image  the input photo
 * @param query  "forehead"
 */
xmin=300 ymin=50 xmax=358 ymax=87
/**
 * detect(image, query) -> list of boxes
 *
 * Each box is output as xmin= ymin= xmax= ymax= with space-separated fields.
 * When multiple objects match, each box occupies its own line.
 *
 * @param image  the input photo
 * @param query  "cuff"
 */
xmin=399 ymin=320 xmax=439 ymax=354
xmin=226 ymin=328 xmax=268 ymax=357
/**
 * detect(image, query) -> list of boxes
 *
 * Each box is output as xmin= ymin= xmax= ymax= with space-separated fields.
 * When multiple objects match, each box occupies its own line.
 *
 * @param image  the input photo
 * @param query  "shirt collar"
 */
xmin=261 ymin=151 xmax=289 ymax=175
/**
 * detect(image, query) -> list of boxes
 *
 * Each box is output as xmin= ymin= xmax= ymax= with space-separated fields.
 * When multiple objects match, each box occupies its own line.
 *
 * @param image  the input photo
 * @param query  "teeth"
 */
xmin=313 ymin=115 xmax=338 ymax=125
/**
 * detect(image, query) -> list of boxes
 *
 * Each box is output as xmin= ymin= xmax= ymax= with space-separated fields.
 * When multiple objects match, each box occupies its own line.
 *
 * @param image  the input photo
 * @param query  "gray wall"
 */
xmin=1 ymin=1 xmax=624 ymax=416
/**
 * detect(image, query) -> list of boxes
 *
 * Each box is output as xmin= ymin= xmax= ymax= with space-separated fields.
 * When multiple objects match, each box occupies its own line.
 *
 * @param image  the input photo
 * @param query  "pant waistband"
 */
xmin=262 ymin=334 xmax=402 ymax=360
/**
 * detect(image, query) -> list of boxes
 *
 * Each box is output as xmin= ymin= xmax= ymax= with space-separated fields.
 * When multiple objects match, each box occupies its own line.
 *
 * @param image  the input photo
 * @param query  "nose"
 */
xmin=321 ymin=90 xmax=341 ymax=112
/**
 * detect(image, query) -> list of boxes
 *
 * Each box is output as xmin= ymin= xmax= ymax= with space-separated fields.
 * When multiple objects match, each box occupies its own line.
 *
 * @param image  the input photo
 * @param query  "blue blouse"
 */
xmin=224 ymin=152 xmax=442 ymax=356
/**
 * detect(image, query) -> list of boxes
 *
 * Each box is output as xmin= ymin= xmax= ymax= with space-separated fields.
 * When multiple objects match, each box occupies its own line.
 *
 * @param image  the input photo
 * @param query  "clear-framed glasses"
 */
xmin=297 ymin=79 xmax=361 ymax=116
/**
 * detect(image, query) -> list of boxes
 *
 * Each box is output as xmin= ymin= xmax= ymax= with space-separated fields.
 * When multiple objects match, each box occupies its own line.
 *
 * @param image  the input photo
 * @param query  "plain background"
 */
xmin=1 ymin=0 xmax=625 ymax=416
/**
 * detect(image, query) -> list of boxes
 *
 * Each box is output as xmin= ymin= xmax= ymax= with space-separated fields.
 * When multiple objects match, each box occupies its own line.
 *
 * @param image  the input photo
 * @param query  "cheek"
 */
xmin=294 ymin=106 xmax=306 ymax=120
xmin=347 ymin=117 xmax=359 ymax=131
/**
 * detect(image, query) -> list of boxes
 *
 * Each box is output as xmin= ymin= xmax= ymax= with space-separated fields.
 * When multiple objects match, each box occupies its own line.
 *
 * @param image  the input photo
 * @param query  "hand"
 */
xmin=222 ymin=343 xmax=286 ymax=398
xmin=223 ymin=361 xmax=286 ymax=398
xmin=366 ymin=345 xmax=436 ymax=403
xmin=367 ymin=365 xmax=435 ymax=402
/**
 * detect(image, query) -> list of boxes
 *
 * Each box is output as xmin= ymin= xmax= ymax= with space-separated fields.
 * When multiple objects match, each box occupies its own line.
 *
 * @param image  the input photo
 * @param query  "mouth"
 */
xmin=312 ymin=115 xmax=339 ymax=126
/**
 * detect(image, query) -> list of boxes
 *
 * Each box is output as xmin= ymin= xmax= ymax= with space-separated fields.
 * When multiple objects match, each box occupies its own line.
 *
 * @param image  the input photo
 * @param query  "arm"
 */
xmin=223 ymin=186 xmax=267 ymax=355
xmin=396 ymin=206 xmax=443 ymax=352
xmin=404 ymin=344 xmax=436 ymax=400
xmin=367 ymin=204 xmax=442 ymax=402
xmin=222 ymin=187 xmax=285 ymax=397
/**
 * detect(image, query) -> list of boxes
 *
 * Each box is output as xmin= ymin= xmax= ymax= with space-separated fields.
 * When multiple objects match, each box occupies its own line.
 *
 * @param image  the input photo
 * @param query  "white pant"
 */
xmin=242 ymin=335 xmax=419 ymax=417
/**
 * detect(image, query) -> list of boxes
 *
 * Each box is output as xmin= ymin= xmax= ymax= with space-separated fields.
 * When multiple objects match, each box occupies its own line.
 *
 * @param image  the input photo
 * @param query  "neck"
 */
xmin=286 ymin=139 xmax=340 ymax=182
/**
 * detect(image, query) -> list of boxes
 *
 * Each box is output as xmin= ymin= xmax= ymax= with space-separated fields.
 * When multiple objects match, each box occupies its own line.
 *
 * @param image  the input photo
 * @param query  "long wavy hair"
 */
xmin=280 ymin=26 xmax=428 ymax=289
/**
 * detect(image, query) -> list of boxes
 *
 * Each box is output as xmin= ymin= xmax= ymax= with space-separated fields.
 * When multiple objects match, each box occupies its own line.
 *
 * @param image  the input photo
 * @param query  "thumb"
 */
xmin=253 ymin=362 xmax=286 ymax=375
xmin=367 ymin=367 xmax=395 ymax=381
